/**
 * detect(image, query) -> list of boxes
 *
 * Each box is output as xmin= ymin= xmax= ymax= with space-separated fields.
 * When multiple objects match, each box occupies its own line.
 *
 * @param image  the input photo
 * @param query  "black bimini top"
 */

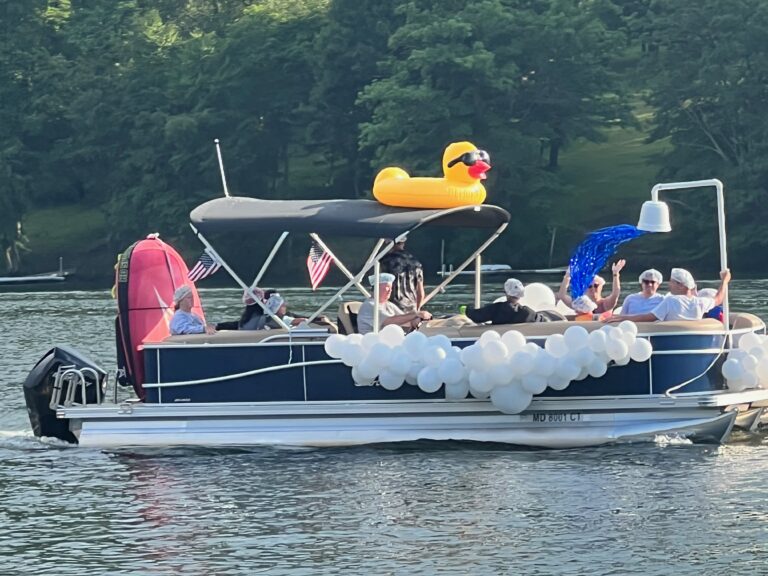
xmin=190 ymin=197 xmax=510 ymax=239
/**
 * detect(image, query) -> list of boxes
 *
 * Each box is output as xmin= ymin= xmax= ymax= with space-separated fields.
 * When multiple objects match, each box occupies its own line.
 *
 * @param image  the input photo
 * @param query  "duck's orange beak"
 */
xmin=468 ymin=160 xmax=491 ymax=180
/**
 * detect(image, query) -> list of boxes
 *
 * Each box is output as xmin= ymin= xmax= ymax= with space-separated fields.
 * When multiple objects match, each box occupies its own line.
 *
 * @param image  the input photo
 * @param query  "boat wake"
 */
xmin=653 ymin=433 xmax=694 ymax=446
xmin=0 ymin=429 xmax=74 ymax=451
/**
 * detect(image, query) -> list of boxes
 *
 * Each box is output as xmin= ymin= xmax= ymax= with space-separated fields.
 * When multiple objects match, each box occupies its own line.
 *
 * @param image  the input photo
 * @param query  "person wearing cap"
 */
xmin=463 ymin=278 xmax=537 ymax=325
xmin=619 ymin=269 xmax=665 ymax=315
xmin=169 ymin=285 xmax=216 ymax=335
xmin=357 ymin=273 xmax=432 ymax=335
xmin=609 ymin=268 xmax=732 ymax=322
xmin=379 ymin=238 xmax=425 ymax=313
xmin=557 ymin=259 xmax=626 ymax=315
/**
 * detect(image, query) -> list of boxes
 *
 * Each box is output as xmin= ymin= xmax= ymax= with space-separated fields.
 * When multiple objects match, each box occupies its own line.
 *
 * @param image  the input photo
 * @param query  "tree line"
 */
xmin=1 ymin=0 xmax=766 ymax=275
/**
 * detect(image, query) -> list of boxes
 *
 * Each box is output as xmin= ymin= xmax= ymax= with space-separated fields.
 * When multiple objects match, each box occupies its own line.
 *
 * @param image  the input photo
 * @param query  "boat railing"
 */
xmin=49 ymin=365 xmax=103 ymax=409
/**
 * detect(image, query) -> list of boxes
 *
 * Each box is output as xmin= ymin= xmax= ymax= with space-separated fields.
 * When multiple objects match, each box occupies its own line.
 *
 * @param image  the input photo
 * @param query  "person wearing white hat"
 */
xmin=557 ymin=259 xmax=626 ymax=315
xmin=169 ymin=284 xmax=216 ymax=335
xmin=619 ymin=269 xmax=665 ymax=315
xmin=610 ymin=268 xmax=731 ymax=322
xmin=357 ymin=273 xmax=432 ymax=334
xmin=463 ymin=278 xmax=537 ymax=325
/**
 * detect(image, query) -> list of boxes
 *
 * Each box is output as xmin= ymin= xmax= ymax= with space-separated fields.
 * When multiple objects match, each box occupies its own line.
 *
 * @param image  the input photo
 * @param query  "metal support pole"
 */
xmin=474 ymin=254 xmax=482 ymax=309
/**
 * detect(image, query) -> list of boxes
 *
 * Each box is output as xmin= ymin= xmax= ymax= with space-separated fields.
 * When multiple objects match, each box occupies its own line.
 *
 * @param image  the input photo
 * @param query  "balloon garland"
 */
xmin=721 ymin=331 xmax=768 ymax=391
xmin=323 ymin=322 xmax=654 ymax=414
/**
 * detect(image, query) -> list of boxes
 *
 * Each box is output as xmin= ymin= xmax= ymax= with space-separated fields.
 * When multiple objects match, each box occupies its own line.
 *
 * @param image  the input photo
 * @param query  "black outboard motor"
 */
xmin=23 ymin=346 xmax=106 ymax=444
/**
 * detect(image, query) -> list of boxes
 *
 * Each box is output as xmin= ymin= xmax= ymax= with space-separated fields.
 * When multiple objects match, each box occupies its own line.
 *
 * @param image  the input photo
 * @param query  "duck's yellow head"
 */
xmin=442 ymin=141 xmax=491 ymax=184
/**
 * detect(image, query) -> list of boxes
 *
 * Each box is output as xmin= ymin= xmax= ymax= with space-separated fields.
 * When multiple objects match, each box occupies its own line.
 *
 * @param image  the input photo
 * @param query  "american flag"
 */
xmin=306 ymin=240 xmax=333 ymax=290
xmin=188 ymin=248 xmax=222 ymax=282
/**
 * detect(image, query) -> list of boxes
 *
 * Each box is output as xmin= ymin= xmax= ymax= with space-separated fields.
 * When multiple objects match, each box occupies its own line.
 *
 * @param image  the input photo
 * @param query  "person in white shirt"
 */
xmin=357 ymin=273 xmax=432 ymax=334
xmin=609 ymin=267 xmax=731 ymax=323
xmin=620 ymin=269 xmax=665 ymax=315
xmin=169 ymin=285 xmax=216 ymax=335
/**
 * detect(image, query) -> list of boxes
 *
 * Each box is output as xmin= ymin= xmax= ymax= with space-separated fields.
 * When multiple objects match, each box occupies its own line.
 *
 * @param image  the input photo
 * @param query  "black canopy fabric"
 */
xmin=190 ymin=197 xmax=510 ymax=239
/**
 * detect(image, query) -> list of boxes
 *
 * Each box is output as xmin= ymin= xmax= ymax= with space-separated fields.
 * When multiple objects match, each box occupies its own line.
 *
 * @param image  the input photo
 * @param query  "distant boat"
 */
xmin=0 ymin=257 xmax=71 ymax=286
xmin=437 ymin=240 xmax=565 ymax=277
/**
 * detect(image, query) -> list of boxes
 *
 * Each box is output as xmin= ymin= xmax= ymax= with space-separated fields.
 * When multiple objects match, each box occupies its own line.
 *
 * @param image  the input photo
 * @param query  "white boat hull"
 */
xmin=62 ymin=397 xmax=742 ymax=449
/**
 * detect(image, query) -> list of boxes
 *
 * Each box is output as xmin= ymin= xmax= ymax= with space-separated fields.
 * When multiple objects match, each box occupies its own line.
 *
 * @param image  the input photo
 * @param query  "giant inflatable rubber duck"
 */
xmin=372 ymin=141 xmax=491 ymax=209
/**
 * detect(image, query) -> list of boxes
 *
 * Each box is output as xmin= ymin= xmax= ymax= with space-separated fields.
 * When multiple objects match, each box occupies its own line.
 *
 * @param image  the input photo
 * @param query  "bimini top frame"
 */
xmin=188 ymin=197 xmax=511 ymax=332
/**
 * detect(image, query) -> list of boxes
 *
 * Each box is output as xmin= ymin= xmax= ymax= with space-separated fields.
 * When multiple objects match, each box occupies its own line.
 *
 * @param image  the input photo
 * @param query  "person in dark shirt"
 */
xmin=379 ymin=239 xmax=425 ymax=313
xmin=465 ymin=278 xmax=537 ymax=325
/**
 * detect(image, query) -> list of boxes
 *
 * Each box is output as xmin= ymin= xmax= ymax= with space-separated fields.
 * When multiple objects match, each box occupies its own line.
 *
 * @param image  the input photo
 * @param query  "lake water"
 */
xmin=2 ymin=282 xmax=768 ymax=575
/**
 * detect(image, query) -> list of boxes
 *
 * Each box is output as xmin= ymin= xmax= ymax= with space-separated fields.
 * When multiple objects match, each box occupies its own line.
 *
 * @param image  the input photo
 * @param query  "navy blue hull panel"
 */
xmin=144 ymin=331 xmax=728 ymax=403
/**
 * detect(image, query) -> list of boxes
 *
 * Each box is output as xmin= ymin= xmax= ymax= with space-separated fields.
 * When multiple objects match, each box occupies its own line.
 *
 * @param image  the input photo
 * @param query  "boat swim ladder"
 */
xmin=49 ymin=365 xmax=103 ymax=409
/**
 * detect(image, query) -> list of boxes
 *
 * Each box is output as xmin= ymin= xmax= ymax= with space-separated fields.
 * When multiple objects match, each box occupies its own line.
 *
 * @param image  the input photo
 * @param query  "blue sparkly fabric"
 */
xmin=569 ymin=225 xmax=648 ymax=298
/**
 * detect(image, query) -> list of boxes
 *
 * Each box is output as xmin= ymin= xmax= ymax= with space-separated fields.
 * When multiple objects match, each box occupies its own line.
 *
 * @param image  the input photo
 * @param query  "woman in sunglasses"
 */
xmin=557 ymin=259 xmax=626 ymax=316
xmin=619 ymin=269 xmax=664 ymax=315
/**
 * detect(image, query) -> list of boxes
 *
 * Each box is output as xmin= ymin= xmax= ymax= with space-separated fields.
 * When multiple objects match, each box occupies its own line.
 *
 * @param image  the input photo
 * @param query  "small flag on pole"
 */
xmin=188 ymin=248 xmax=222 ymax=282
xmin=307 ymin=240 xmax=333 ymax=290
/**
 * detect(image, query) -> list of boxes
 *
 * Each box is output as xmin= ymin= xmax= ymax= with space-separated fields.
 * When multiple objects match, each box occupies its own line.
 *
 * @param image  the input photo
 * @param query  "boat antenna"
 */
xmin=214 ymin=138 xmax=231 ymax=198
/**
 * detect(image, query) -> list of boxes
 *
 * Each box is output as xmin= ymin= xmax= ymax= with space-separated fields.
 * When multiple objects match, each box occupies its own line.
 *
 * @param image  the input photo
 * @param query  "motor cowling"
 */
xmin=23 ymin=346 xmax=106 ymax=444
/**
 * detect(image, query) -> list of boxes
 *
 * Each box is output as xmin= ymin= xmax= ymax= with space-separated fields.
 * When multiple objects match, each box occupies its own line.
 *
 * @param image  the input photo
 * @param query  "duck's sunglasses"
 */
xmin=447 ymin=149 xmax=491 ymax=168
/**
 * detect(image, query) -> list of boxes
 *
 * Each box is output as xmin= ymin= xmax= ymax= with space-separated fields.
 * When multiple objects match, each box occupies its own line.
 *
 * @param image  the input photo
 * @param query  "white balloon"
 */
xmin=460 ymin=345 xmax=485 ymax=371
xmin=369 ymin=342 xmax=393 ymax=369
xmin=606 ymin=327 xmax=625 ymax=341
xmin=482 ymin=339 xmax=509 ymax=365
xmin=575 ymin=366 xmax=590 ymax=380
xmin=572 ymin=347 xmax=596 ymax=368
xmin=501 ymin=330 xmax=526 ymax=351
xmin=445 ymin=378 xmax=470 ymax=400
xmin=588 ymin=330 xmax=608 ymax=353
xmin=742 ymin=354 xmax=759 ymax=372
xmin=629 ymin=339 xmax=653 ymax=362
xmin=614 ymin=355 xmax=631 ymax=366
xmin=728 ymin=348 xmax=748 ymax=362
xmin=403 ymin=331 xmax=428 ymax=359
xmin=524 ymin=342 xmax=542 ymax=355
xmin=620 ymin=330 xmax=636 ymax=349
xmin=341 ymin=342 xmax=366 ymax=367
xmin=606 ymin=339 xmax=629 ymax=362
xmin=756 ymin=358 xmax=768 ymax=382
xmin=323 ymin=334 xmax=346 ymax=358
xmin=479 ymin=330 xmax=502 ymax=344
xmin=556 ymin=358 xmax=581 ymax=381
xmin=389 ymin=349 xmax=413 ymax=376
xmin=521 ymin=283 xmax=556 ymax=311
xmin=544 ymin=334 xmax=569 ymax=358
xmin=738 ymin=332 xmax=763 ymax=352
xmin=521 ymin=374 xmax=548 ymax=395
xmin=587 ymin=358 xmax=608 ymax=378
xmin=379 ymin=324 xmax=406 ymax=347
xmin=722 ymin=358 xmax=744 ymax=381
xmin=439 ymin=358 xmax=465 ymax=385
xmin=547 ymin=376 xmax=570 ymax=391
xmin=748 ymin=346 xmax=765 ymax=360
xmin=361 ymin=332 xmax=380 ymax=350
xmin=742 ymin=370 xmax=759 ymax=390
xmin=351 ymin=366 xmax=375 ymax=386
xmin=357 ymin=359 xmax=380 ymax=380
xmin=533 ymin=351 xmax=557 ymax=377
xmin=469 ymin=369 xmax=494 ymax=394
xmin=422 ymin=345 xmax=447 ymax=368
xmin=490 ymin=385 xmax=533 ymax=414
xmin=417 ymin=366 xmax=442 ymax=393
xmin=469 ymin=386 xmax=490 ymax=400
xmin=379 ymin=369 xmax=404 ymax=391
xmin=564 ymin=326 xmax=590 ymax=350
xmin=618 ymin=320 xmax=638 ymax=336
xmin=488 ymin=364 xmax=513 ymax=387
xmin=511 ymin=350 xmax=535 ymax=376
xmin=429 ymin=334 xmax=454 ymax=352
xmin=347 ymin=333 xmax=363 ymax=345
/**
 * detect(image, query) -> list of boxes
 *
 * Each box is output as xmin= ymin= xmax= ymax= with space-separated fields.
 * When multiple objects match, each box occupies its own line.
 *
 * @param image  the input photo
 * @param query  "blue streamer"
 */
xmin=569 ymin=225 xmax=648 ymax=298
